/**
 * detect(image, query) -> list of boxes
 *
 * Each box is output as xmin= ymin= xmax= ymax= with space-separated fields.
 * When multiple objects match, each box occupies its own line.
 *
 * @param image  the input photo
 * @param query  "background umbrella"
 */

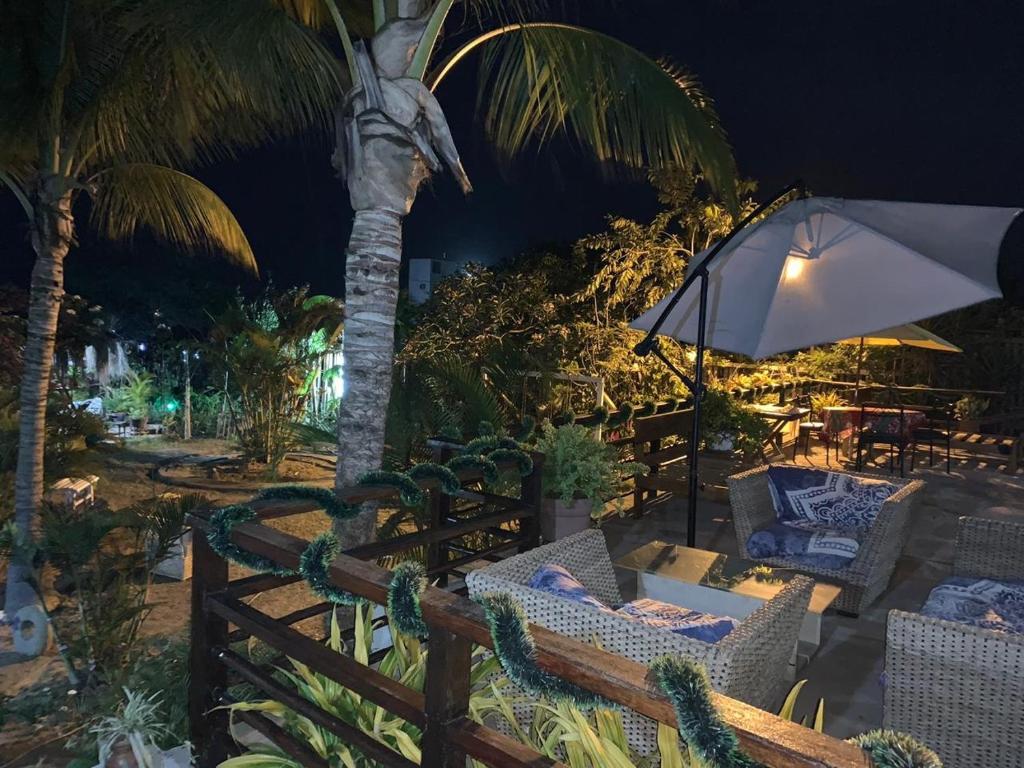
xmin=838 ymin=323 xmax=962 ymax=402
xmin=632 ymin=188 xmax=1020 ymax=545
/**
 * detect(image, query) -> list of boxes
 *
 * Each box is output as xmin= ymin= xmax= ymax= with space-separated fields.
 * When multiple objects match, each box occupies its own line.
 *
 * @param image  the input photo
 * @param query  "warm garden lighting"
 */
xmin=785 ymin=255 xmax=806 ymax=281
xmin=0 ymin=3 xmax=1020 ymax=768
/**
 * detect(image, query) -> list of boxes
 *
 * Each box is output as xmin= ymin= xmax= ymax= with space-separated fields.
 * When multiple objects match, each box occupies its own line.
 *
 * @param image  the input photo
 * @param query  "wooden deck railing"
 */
xmin=187 ymin=451 xmax=871 ymax=768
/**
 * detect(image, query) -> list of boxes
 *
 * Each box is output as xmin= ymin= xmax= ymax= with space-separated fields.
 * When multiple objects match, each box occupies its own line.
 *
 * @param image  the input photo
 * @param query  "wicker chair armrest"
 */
xmin=713 ymin=575 xmax=813 ymax=705
xmin=844 ymin=479 xmax=922 ymax=581
xmin=952 ymin=515 xmax=1024 ymax=581
xmin=726 ymin=465 xmax=776 ymax=557
xmin=471 ymin=528 xmax=623 ymax=606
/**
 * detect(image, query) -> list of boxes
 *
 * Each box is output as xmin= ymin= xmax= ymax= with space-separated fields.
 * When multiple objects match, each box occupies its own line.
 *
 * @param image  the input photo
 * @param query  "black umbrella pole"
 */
xmin=685 ymin=273 xmax=710 ymax=547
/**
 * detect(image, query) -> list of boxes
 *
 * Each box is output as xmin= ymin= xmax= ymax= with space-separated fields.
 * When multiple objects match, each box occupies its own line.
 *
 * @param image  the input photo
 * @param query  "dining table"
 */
xmin=821 ymin=406 xmax=928 ymax=455
xmin=746 ymin=403 xmax=810 ymax=460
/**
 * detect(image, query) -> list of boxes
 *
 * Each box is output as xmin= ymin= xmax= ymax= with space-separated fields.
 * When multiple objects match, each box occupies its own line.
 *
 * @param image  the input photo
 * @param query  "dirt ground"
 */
xmin=0 ymin=437 xmax=345 ymax=765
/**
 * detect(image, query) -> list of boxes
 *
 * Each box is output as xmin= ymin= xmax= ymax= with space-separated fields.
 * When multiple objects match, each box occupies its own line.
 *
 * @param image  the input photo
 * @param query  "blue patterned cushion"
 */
xmin=921 ymin=577 xmax=1024 ymax=635
xmin=766 ymin=465 xmax=898 ymax=533
xmin=615 ymin=598 xmax=738 ymax=643
xmin=528 ymin=564 xmax=610 ymax=612
xmin=747 ymin=523 xmax=861 ymax=571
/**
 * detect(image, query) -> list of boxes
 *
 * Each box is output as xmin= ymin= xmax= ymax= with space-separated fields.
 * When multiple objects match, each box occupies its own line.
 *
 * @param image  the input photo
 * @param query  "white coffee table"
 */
xmin=615 ymin=541 xmax=841 ymax=670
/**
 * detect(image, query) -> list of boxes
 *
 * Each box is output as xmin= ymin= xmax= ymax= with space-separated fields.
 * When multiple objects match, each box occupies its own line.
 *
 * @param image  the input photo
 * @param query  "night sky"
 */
xmin=2 ymin=0 xmax=1024 ymax=299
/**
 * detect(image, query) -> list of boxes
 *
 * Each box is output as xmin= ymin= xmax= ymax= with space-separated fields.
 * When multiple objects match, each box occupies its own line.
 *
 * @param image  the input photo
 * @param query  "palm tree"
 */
xmin=255 ymin=0 xmax=738 ymax=547
xmin=0 ymin=0 xmax=341 ymax=618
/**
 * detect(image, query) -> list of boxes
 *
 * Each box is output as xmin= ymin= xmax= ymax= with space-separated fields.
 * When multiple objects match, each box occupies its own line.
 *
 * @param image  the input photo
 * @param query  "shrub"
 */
xmin=533 ymin=422 xmax=647 ymax=511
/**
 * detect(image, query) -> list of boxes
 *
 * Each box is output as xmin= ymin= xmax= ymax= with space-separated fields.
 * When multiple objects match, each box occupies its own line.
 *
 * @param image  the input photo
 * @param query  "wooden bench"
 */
xmin=950 ymin=431 xmax=1021 ymax=474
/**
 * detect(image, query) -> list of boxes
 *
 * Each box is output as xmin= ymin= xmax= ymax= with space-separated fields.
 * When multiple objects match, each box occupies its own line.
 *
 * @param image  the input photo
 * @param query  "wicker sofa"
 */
xmin=727 ymin=464 xmax=923 ymax=615
xmin=884 ymin=516 xmax=1024 ymax=768
xmin=466 ymin=529 xmax=812 ymax=754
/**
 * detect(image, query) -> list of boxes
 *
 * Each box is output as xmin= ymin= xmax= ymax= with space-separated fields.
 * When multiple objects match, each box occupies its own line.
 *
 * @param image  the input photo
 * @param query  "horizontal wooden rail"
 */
xmin=230 ymin=706 xmax=328 ymax=768
xmin=346 ymin=504 xmax=532 ymax=560
xmin=209 ymin=592 xmax=427 ymax=727
xmin=220 ymin=517 xmax=870 ymax=768
xmin=219 ymin=648 xmax=418 ymax=768
xmin=447 ymin=718 xmax=566 ymax=768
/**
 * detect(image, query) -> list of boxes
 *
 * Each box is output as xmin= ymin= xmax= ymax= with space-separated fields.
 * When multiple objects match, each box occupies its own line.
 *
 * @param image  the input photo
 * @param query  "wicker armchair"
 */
xmin=884 ymin=516 xmax=1024 ymax=768
xmin=727 ymin=464 xmax=923 ymax=615
xmin=466 ymin=529 xmax=812 ymax=755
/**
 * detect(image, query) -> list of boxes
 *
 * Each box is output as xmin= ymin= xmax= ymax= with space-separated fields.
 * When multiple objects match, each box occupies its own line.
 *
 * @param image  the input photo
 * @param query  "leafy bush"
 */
xmin=699 ymin=389 xmax=770 ymax=456
xmin=533 ymin=422 xmax=647 ymax=511
xmin=0 ymin=494 xmax=205 ymax=688
xmin=954 ymin=394 xmax=989 ymax=422
xmin=810 ymin=390 xmax=848 ymax=417
xmin=0 ymin=389 xmax=105 ymax=471
xmin=208 ymin=286 xmax=343 ymax=468
xmin=103 ymin=369 xmax=154 ymax=421
xmin=222 ymin=605 xmax=824 ymax=768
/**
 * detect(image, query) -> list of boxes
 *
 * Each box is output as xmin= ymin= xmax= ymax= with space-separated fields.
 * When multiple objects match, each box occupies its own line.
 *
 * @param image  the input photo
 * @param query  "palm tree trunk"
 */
xmin=330 ymin=25 xmax=469 ymax=550
xmin=5 ymin=175 xmax=73 ymax=619
xmin=333 ymin=209 xmax=402 ymax=547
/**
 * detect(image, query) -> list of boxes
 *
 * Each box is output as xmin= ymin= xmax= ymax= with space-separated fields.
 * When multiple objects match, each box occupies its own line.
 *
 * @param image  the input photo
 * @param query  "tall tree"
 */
xmin=235 ymin=0 xmax=739 ymax=547
xmin=0 ymin=0 xmax=340 ymax=618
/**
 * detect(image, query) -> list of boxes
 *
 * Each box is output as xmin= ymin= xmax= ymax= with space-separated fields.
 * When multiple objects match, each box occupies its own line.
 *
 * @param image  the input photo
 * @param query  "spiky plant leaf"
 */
xmin=435 ymin=23 xmax=737 ymax=208
xmin=89 ymin=163 xmax=257 ymax=273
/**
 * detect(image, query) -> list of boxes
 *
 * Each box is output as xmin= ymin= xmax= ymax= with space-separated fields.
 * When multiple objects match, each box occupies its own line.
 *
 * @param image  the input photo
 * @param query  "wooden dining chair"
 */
xmin=910 ymin=398 xmax=954 ymax=473
xmin=794 ymin=394 xmax=830 ymax=464
xmin=855 ymin=401 xmax=912 ymax=477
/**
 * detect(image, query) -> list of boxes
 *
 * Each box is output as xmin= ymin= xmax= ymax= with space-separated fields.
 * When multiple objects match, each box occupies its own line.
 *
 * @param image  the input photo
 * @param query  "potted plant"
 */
xmin=533 ymin=422 xmax=647 ymax=541
xmin=92 ymin=689 xmax=171 ymax=768
xmin=954 ymin=394 xmax=989 ymax=432
xmin=699 ymin=389 xmax=771 ymax=457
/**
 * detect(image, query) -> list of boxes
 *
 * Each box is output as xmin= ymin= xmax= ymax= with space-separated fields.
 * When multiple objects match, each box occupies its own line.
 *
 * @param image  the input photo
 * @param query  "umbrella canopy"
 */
xmin=838 ymin=323 xmax=962 ymax=352
xmin=631 ymin=197 xmax=1020 ymax=358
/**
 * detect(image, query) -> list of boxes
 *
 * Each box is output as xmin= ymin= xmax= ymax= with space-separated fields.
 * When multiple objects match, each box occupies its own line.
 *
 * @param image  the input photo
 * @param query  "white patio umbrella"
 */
xmin=838 ymin=322 xmax=963 ymax=402
xmin=630 ymin=191 xmax=1021 ymax=545
xmin=631 ymin=197 xmax=1019 ymax=359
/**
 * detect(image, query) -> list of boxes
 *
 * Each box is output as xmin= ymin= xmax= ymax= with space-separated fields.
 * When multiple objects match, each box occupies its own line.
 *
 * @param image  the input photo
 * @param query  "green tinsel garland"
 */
xmin=255 ymin=485 xmax=358 ymax=521
xmin=476 ymin=592 xmax=610 ymax=710
xmin=635 ymin=400 xmax=657 ymax=418
xmin=848 ymin=730 xmax=943 ymax=768
xmin=463 ymin=435 xmax=522 ymax=456
xmin=515 ymin=416 xmax=536 ymax=442
xmin=607 ymin=402 xmax=635 ymax=428
xmin=387 ymin=560 xmax=429 ymax=638
xmin=447 ymin=454 xmax=499 ymax=484
xmin=489 ymin=448 xmax=533 ymax=476
xmin=478 ymin=421 xmax=496 ymax=436
xmin=651 ymin=656 xmax=760 ymax=768
xmin=658 ymin=397 xmax=680 ymax=414
xmin=358 ymin=470 xmax=425 ymax=507
xmin=591 ymin=405 xmax=610 ymax=425
xmin=206 ymin=505 xmax=295 ymax=576
xmin=408 ymin=462 xmax=462 ymax=495
xmin=298 ymin=533 xmax=362 ymax=605
xmin=558 ymin=409 xmax=577 ymax=425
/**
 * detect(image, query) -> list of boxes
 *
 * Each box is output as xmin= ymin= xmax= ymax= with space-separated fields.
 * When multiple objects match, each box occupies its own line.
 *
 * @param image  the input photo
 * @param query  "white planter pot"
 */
xmin=707 ymin=432 xmax=736 ymax=452
xmin=540 ymin=497 xmax=594 ymax=542
xmin=152 ymin=531 xmax=193 ymax=581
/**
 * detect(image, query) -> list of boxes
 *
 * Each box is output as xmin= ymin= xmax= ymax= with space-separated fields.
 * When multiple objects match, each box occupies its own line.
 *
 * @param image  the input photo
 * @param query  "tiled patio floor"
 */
xmin=599 ymin=445 xmax=1024 ymax=739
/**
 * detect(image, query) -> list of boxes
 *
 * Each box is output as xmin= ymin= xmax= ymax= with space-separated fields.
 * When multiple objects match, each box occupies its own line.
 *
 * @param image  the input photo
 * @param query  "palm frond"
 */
xmin=89 ymin=163 xmax=257 ymax=274
xmin=450 ymin=23 xmax=738 ymax=206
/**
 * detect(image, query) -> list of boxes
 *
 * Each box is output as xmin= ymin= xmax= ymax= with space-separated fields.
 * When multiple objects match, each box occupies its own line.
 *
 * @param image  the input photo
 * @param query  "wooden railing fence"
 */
xmin=188 ymin=449 xmax=870 ymax=768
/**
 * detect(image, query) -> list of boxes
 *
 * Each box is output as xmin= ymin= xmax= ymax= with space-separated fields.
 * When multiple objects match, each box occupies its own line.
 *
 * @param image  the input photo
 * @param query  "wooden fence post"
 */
xmin=427 ymin=444 xmax=454 ymax=587
xmin=421 ymin=628 xmax=473 ymax=768
xmin=520 ymin=451 xmax=544 ymax=551
xmin=189 ymin=517 xmax=230 ymax=767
